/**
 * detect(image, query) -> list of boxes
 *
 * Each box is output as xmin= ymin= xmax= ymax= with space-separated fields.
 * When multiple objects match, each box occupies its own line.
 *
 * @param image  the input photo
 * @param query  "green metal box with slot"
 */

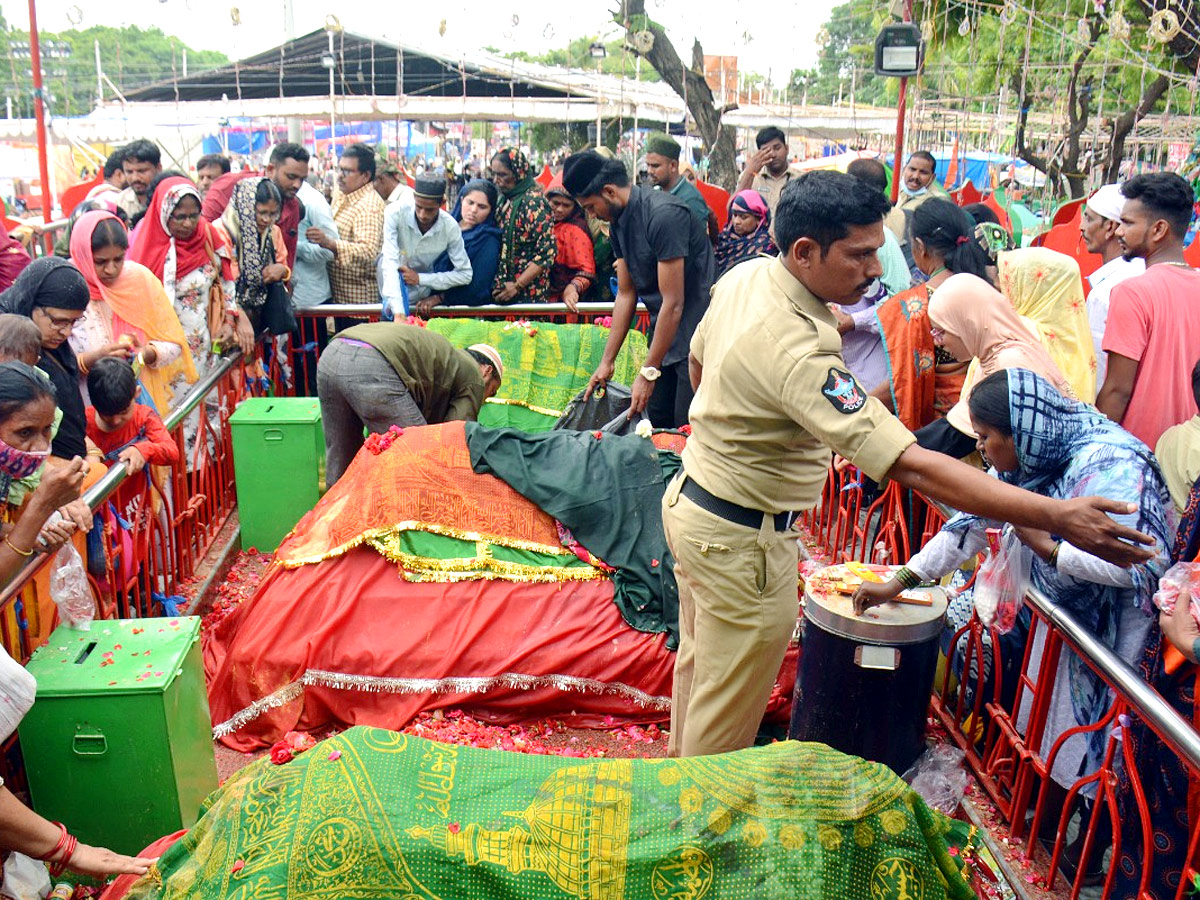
xmin=18 ymin=617 xmax=217 ymax=856
xmin=230 ymin=396 xmax=324 ymax=551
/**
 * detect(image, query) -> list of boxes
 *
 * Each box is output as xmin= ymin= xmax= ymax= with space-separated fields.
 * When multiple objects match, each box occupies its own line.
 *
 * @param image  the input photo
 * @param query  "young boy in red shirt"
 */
xmin=85 ymin=357 xmax=179 ymax=506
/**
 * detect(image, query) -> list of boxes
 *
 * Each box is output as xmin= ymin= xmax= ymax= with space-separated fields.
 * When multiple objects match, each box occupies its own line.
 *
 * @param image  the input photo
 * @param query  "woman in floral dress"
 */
xmin=488 ymin=147 xmax=556 ymax=303
xmin=127 ymin=174 xmax=254 ymax=454
xmin=128 ymin=174 xmax=254 ymax=387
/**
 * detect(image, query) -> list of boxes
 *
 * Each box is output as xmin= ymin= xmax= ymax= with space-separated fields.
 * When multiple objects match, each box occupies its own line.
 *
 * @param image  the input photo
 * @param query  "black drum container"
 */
xmin=789 ymin=585 xmax=947 ymax=775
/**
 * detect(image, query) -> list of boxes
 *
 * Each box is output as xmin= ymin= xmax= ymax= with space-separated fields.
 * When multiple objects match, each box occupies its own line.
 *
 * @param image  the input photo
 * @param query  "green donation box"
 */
xmin=230 ymin=397 xmax=324 ymax=551
xmin=19 ymin=617 xmax=217 ymax=856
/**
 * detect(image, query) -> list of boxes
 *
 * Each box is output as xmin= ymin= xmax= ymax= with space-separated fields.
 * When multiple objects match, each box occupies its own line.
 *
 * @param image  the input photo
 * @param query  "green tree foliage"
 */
xmin=0 ymin=18 xmax=226 ymax=118
xmin=492 ymin=35 xmax=660 ymax=81
xmin=788 ymin=0 xmax=893 ymax=106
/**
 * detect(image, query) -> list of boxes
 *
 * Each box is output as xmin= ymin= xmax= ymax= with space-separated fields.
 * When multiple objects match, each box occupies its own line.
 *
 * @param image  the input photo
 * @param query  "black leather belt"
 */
xmin=680 ymin=476 xmax=797 ymax=532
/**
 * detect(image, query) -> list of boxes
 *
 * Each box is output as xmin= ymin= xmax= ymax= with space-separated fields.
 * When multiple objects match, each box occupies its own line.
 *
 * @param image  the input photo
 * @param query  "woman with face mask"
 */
xmin=0 ymin=364 xmax=155 ymax=880
xmin=0 ymin=361 xmax=91 ymax=579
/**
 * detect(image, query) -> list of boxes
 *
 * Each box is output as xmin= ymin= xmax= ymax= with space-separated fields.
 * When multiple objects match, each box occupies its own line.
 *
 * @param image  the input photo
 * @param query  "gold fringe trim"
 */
xmin=212 ymin=669 xmax=671 ymax=739
xmin=484 ymin=397 xmax=565 ymax=418
xmin=375 ymin=538 xmax=605 ymax=584
xmin=278 ymin=520 xmax=571 ymax=569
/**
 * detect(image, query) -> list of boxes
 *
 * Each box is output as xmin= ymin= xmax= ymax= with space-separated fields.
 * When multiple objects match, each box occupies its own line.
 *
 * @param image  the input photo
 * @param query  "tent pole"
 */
xmin=28 ymin=0 xmax=53 ymax=223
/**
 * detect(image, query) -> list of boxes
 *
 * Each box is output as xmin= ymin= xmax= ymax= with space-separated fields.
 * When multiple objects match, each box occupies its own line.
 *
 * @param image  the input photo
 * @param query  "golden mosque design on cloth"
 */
xmin=126 ymin=728 xmax=975 ymax=900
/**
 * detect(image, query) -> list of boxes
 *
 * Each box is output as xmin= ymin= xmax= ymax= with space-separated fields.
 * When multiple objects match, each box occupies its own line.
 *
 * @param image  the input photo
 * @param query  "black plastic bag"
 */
xmin=554 ymin=383 xmax=650 ymax=436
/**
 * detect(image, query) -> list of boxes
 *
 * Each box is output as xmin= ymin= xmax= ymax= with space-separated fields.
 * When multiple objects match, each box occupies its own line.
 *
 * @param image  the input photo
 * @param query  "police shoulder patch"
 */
xmin=821 ymin=367 xmax=866 ymax=414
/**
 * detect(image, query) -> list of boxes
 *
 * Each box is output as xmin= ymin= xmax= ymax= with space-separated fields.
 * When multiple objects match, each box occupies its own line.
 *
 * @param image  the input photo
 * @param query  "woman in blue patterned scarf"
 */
xmin=856 ymin=368 xmax=1172 ymax=835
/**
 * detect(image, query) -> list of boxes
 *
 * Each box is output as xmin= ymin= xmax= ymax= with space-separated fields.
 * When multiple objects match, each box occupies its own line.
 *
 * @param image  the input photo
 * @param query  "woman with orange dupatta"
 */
xmin=872 ymin=199 xmax=993 ymax=431
xmin=67 ymin=210 xmax=196 ymax=415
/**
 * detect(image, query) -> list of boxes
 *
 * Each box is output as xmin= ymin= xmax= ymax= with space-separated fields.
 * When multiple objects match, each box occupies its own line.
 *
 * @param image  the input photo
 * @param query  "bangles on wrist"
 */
xmin=38 ymin=822 xmax=78 ymax=878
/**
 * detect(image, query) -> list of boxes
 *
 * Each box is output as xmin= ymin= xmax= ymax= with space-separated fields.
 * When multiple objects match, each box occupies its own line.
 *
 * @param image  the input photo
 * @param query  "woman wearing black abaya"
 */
xmin=0 ymin=258 xmax=91 ymax=461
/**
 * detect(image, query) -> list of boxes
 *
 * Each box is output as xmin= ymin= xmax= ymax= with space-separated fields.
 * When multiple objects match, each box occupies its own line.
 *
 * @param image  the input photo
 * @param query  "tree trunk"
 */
xmin=618 ymin=1 xmax=739 ymax=190
xmin=1102 ymin=73 xmax=1170 ymax=182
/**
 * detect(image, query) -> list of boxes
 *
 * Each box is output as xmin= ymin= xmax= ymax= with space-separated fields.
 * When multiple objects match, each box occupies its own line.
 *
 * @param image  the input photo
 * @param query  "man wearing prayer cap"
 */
xmin=317 ymin=322 xmax=502 ymax=485
xmin=379 ymin=174 xmax=473 ymax=319
xmin=563 ymin=150 xmax=714 ymax=429
xmin=1080 ymin=183 xmax=1144 ymax=383
xmin=644 ymin=132 xmax=718 ymax=244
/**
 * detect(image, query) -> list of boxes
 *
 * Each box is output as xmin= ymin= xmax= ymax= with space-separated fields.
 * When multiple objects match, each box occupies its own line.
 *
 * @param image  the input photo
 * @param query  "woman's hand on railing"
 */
xmin=1161 ymin=588 xmax=1200 ymax=664
xmin=35 ymin=515 xmax=75 ymax=553
xmin=852 ymin=578 xmax=904 ymax=615
xmin=562 ymin=284 xmax=581 ymax=313
xmin=32 ymin=458 xmax=88 ymax=515
xmin=232 ymin=312 xmax=255 ymax=356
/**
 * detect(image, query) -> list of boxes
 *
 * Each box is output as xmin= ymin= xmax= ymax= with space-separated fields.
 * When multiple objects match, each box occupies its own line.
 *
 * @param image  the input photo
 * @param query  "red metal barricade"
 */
xmin=803 ymin=470 xmax=1200 ymax=899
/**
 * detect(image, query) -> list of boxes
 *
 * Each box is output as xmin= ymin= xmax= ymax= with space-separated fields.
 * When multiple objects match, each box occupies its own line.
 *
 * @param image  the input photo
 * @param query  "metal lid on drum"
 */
xmin=804 ymin=584 xmax=948 ymax=645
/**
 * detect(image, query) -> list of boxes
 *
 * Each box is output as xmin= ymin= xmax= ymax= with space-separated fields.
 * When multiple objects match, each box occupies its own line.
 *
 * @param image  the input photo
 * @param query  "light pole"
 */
xmin=323 ymin=16 xmax=341 ymax=158
xmin=589 ymin=41 xmax=607 ymax=149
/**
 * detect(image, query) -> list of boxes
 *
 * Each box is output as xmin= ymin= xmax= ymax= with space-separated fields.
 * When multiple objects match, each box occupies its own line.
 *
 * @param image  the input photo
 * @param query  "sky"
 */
xmin=5 ymin=0 xmax=838 ymax=84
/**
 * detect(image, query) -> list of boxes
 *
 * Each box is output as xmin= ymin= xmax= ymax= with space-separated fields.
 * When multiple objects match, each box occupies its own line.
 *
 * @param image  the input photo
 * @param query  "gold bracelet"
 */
xmin=5 ymin=536 xmax=33 ymax=557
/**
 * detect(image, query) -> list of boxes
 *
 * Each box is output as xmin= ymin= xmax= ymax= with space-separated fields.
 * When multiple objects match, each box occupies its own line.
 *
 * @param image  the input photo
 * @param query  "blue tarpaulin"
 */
xmin=932 ymin=151 xmax=1025 ymax=191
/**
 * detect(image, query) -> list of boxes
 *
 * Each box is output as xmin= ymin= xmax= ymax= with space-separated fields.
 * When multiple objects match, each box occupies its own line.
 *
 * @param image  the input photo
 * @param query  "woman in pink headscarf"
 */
xmin=914 ymin=272 xmax=1076 ymax=458
xmin=713 ymin=189 xmax=776 ymax=280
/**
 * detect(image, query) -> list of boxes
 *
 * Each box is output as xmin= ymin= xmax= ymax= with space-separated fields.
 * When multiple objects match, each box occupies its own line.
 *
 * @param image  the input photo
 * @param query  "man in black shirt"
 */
xmin=563 ymin=151 xmax=714 ymax=428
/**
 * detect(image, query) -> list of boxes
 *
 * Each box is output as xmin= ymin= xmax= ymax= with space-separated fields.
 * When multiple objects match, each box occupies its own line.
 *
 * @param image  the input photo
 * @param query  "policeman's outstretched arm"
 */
xmin=887 ymin=444 xmax=1155 ymax=568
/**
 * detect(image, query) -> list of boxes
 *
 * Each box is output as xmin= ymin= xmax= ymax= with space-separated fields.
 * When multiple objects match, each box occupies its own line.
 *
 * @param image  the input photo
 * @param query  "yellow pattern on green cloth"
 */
xmin=127 ymin=728 xmax=978 ymax=900
xmin=427 ymin=318 xmax=647 ymax=417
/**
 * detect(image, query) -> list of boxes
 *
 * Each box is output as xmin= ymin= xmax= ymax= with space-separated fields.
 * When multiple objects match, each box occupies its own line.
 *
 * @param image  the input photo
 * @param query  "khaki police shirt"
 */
xmin=683 ymin=256 xmax=916 ymax=513
xmin=750 ymin=168 xmax=798 ymax=217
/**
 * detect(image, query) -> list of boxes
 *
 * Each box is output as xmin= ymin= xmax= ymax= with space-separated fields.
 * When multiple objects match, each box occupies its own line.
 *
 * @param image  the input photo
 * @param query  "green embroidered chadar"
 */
xmin=127 ymin=727 xmax=976 ymax=899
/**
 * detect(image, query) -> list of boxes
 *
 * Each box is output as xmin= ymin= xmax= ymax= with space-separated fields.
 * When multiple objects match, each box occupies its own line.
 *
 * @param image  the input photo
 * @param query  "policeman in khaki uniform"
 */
xmin=663 ymin=170 xmax=1156 ymax=759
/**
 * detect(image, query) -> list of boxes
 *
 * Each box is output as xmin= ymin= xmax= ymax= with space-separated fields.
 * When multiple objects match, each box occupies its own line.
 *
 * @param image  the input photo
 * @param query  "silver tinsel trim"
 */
xmin=212 ymin=669 xmax=671 ymax=739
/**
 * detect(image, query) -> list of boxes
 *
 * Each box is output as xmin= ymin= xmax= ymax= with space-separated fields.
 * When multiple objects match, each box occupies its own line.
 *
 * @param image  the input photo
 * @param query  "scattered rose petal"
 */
xmin=230 ymin=860 xmax=245 ymax=874
xmin=328 ymin=750 xmax=342 ymax=761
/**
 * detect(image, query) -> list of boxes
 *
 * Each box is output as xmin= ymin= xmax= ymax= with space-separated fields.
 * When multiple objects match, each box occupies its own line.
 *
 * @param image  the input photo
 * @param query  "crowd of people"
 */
xmin=0 ymin=121 xmax=1193 ymax=892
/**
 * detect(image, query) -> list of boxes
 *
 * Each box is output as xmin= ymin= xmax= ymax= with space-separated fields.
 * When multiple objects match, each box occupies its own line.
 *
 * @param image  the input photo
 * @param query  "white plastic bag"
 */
xmin=0 ymin=851 xmax=51 ymax=899
xmin=49 ymin=541 xmax=94 ymax=631
xmin=973 ymin=526 xmax=1030 ymax=633
xmin=904 ymin=743 xmax=970 ymax=814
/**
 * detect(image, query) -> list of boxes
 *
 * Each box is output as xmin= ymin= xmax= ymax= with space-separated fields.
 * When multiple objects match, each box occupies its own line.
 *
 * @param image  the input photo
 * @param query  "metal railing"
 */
xmin=805 ymin=470 xmax=1200 ymax=899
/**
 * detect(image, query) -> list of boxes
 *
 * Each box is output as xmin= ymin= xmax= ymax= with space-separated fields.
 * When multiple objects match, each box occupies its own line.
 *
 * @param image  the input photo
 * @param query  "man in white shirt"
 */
xmin=375 ymin=162 xmax=415 ymax=208
xmin=379 ymin=176 xmax=472 ymax=319
xmin=292 ymin=179 xmax=340 ymax=394
xmin=1080 ymin=183 xmax=1145 ymax=384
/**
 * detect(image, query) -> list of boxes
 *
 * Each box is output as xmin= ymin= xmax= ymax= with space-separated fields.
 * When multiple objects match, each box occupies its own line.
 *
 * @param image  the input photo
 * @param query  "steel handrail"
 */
xmin=1025 ymin=585 xmax=1200 ymax=771
xmin=920 ymin=491 xmax=1200 ymax=767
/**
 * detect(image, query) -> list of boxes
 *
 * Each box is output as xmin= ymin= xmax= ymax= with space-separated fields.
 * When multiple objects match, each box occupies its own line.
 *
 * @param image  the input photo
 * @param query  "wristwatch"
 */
xmin=639 ymin=365 xmax=662 ymax=382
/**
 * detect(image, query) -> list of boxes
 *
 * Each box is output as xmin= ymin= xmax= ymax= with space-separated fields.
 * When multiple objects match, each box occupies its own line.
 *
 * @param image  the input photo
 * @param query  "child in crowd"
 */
xmin=85 ymin=358 xmax=179 ymax=475
xmin=545 ymin=177 xmax=596 ymax=311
